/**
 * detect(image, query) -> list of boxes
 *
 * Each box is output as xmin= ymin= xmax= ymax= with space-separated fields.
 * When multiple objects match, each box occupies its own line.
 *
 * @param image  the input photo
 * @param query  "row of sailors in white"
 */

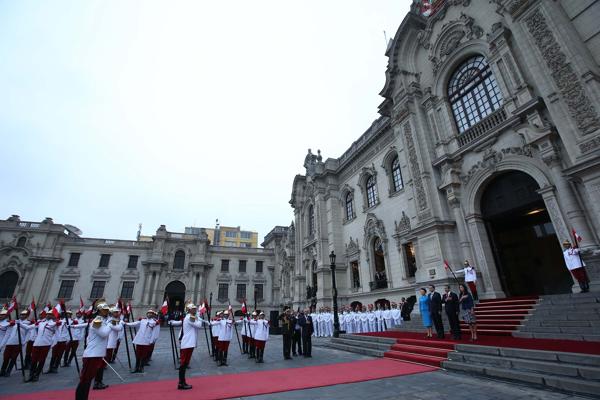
xmin=309 ymin=307 xmax=402 ymax=336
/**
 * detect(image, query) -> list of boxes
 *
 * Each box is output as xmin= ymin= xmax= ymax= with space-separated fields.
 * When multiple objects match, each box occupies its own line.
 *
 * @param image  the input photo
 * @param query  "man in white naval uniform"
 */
xmin=367 ymin=309 xmax=376 ymax=333
xmin=344 ymin=310 xmax=354 ymax=334
xmin=169 ymin=303 xmax=208 ymax=390
xmin=353 ymin=309 xmax=361 ymax=334
xmin=310 ymin=310 xmax=320 ymax=337
xmin=391 ymin=303 xmax=402 ymax=327
xmin=374 ymin=306 xmax=384 ymax=331
xmin=382 ymin=305 xmax=392 ymax=330
xmin=125 ymin=309 xmax=158 ymax=373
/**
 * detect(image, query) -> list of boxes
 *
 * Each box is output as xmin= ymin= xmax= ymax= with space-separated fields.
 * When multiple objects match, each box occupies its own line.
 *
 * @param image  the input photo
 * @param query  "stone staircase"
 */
xmin=444 ymin=344 xmax=600 ymax=397
xmin=322 ymin=334 xmax=394 ymax=358
xmin=514 ymin=292 xmax=600 ymax=341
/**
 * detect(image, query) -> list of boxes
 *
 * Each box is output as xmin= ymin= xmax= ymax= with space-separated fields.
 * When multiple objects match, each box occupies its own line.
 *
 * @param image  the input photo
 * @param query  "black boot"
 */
xmin=75 ymin=382 xmax=92 ymax=400
xmin=5 ymin=359 xmax=16 ymax=377
xmin=131 ymin=358 xmax=141 ymax=373
xmin=62 ymin=349 xmax=70 ymax=367
xmin=249 ymin=345 xmax=255 ymax=359
xmin=46 ymin=357 xmax=58 ymax=374
xmin=0 ymin=359 xmax=8 ymax=377
xmin=221 ymin=351 xmax=228 ymax=366
xmin=177 ymin=365 xmax=192 ymax=390
xmin=260 ymin=349 xmax=265 ymax=363
xmin=93 ymin=369 xmax=109 ymax=390
xmin=24 ymin=354 xmax=31 ymax=369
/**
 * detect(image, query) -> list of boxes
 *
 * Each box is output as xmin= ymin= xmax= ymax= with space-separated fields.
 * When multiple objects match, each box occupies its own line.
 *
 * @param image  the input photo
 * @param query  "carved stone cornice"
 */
xmin=461 ymin=146 xmax=533 ymax=185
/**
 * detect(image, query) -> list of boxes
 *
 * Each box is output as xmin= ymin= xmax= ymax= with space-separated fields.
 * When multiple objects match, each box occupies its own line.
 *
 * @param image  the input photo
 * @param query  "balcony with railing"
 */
xmin=369 ymin=279 xmax=388 ymax=291
xmin=457 ymin=108 xmax=508 ymax=148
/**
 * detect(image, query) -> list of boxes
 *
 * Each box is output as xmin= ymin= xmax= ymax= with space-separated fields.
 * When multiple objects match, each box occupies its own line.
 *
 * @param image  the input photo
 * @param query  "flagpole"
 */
xmin=61 ymin=301 xmax=80 ymax=374
xmin=16 ymin=319 xmax=26 ymax=382
xmin=232 ymin=312 xmax=242 ymax=354
xmin=208 ymin=292 xmax=215 ymax=358
xmin=444 ymin=260 xmax=462 ymax=287
xmin=32 ymin=297 xmax=38 ymax=321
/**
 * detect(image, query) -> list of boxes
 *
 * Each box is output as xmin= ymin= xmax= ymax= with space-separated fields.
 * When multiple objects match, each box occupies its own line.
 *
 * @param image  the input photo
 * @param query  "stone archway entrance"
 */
xmin=164 ymin=280 xmax=186 ymax=319
xmin=481 ymin=171 xmax=572 ymax=296
xmin=0 ymin=270 xmax=18 ymax=301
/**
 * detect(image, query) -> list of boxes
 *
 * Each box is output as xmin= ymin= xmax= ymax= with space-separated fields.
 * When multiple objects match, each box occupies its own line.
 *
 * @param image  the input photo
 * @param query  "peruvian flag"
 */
xmin=28 ymin=298 xmax=36 ymax=314
xmin=126 ymin=302 xmax=132 ymax=317
xmin=443 ymin=260 xmax=451 ymax=271
xmin=228 ymin=303 xmax=233 ymax=315
xmin=241 ymin=299 xmax=247 ymax=314
xmin=40 ymin=303 xmax=51 ymax=319
xmin=52 ymin=302 xmax=63 ymax=319
xmin=161 ymin=297 xmax=169 ymax=315
xmin=198 ymin=300 xmax=207 ymax=316
xmin=7 ymin=296 xmax=17 ymax=314
xmin=572 ymin=228 xmax=583 ymax=243
xmin=420 ymin=0 xmax=433 ymax=16
xmin=79 ymin=296 xmax=86 ymax=314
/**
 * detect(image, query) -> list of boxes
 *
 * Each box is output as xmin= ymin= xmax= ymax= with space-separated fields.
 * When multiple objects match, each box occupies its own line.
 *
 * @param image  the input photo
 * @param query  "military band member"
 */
xmin=74 ymin=301 xmax=120 ymax=400
xmin=125 ymin=309 xmax=158 ymax=373
xmin=168 ymin=303 xmax=208 ymax=390
xmin=248 ymin=312 xmax=269 ymax=363
xmin=563 ymin=240 xmax=590 ymax=293
xmin=0 ymin=309 xmax=31 ymax=377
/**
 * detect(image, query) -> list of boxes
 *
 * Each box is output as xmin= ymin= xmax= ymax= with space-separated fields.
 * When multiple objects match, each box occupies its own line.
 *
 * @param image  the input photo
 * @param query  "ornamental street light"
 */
xmin=329 ymin=250 xmax=340 ymax=338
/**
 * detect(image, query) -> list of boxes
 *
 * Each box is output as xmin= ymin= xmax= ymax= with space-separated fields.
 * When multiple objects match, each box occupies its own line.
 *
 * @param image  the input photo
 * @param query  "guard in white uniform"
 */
xmin=125 ymin=309 xmax=158 ymax=373
xmin=382 ymin=306 xmax=392 ymax=330
xmin=24 ymin=312 xmax=59 ymax=382
xmin=0 ymin=309 xmax=31 ymax=377
xmin=210 ymin=310 xmax=240 ymax=366
xmin=248 ymin=312 xmax=269 ymax=363
xmin=63 ymin=311 xmax=84 ymax=367
xmin=455 ymin=260 xmax=479 ymax=300
xmin=563 ymin=239 xmax=590 ymax=293
xmin=391 ymin=302 xmax=402 ymax=327
xmin=210 ymin=312 xmax=222 ymax=362
xmin=169 ymin=303 xmax=208 ymax=390
xmin=105 ymin=307 xmax=124 ymax=367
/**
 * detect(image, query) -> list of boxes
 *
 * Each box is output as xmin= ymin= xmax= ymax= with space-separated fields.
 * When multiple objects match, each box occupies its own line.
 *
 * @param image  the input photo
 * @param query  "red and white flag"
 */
xmin=241 ymin=299 xmax=247 ymax=314
xmin=28 ymin=298 xmax=36 ymax=313
xmin=126 ymin=302 xmax=132 ymax=317
xmin=52 ymin=302 xmax=63 ymax=319
xmin=443 ymin=260 xmax=451 ymax=271
xmin=7 ymin=296 xmax=17 ymax=314
xmin=228 ymin=303 xmax=233 ymax=315
xmin=79 ymin=296 xmax=86 ymax=314
xmin=420 ymin=0 xmax=433 ymax=16
xmin=199 ymin=301 xmax=207 ymax=316
xmin=40 ymin=303 xmax=51 ymax=319
xmin=572 ymin=228 xmax=583 ymax=243
xmin=161 ymin=297 xmax=169 ymax=315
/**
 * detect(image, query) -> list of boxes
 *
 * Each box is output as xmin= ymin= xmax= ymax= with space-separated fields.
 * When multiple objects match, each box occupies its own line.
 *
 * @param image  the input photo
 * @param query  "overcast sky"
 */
xmin=0 ymin=0 xmax=412 ymax=243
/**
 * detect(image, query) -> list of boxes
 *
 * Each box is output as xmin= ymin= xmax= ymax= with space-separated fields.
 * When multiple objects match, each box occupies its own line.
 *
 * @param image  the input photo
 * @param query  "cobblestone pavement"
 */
xmin=0 ymin=329 xmax=588 ymax=399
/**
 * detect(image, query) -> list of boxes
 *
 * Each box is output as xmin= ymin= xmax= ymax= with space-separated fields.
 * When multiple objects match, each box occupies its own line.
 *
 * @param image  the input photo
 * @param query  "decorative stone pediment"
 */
xmin=417 ymin=0 xmax=472 ymax=49
xmin=429 ymin=13 xmax=483 ymax=74
xmin=59 ymin=267 xmax=81 ymax=280
xmin=395 ymin=212 xmax=411 ymax=236
xmin=235 ymin=274 xmax=249 ymax=283
xmin=362 ymin=213 xmax=387 ymax=253
xmin=461 ymin=146 xmax=533 ymax=184
xmin=91 ymin=268 xmax=111 ymax=280
xmin=345 ymin=237 xmax=360 ymax=257
xmin=252 ymin=275 xmax=267 ymax=284
xmin=216 ymin=273 xmax=232 ymax=283
xmin=121 ymin=268 xmax=140 ymax=282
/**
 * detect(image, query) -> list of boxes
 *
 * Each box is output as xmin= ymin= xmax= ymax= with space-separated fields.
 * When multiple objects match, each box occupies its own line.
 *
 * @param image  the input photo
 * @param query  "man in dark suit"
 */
xmin=442 ymin=285 xmax=461 ymax=340
xmin=278 ymin=308 xmax=294 ymax=359
xmin=298 ymin=308 xmax=313 ymax=357
xmin=428 ymin=284 xmax=445 ymax=339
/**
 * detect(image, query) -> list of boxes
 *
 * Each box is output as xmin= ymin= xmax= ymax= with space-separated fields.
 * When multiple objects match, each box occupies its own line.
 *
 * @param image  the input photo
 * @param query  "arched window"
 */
xmin=448 ymin=55 xmax=503 ymax=133
xmin=0 ymin=271 xmax=18 ymax=298
xmin=391 ymin=156 xmax=403 ymax=192
xmin=366 ymin=176 xmax=378 ymax=208
xmin=16 ymin=237 xmax=27 ymax=247
xmin=308 ymin=205 xmax=315 ymax=236
xmin=173 ymin=250 xmax=185 ymax=270
xmin=345 ymin=192 xmax=354 ymax=220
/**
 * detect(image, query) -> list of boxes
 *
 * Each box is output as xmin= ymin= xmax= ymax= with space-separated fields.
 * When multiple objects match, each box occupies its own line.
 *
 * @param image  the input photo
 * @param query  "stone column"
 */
xmin=465 ymin=214 xmax=506 ymax=298
xmin=38 ymin=262 xmax=58 ymax=304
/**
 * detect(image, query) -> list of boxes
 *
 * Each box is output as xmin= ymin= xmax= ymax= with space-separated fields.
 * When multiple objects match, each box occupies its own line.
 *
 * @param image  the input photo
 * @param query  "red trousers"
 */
xmin=103 ymin=348 xmax=114 ymax=369
xmin=31 ymin=345 xmax=51 ymax=364
xmin=79 ymin=357 xmax=104 ymax=384
xmin=216 ymin=340 xmax=230 ymax=351
xmin=242 ymin=334 xmax=248 ymax=344
xmin=254 ymin=339 xmax=266 ymax=350
xmin=3 ymin=345 xmax=21 ymax=362
xmin=467 ymin=281 xmax=478 ymax=298
xmin=180 ymin=348 xmax=194 ymax=366
xmin=135 ymin=344 xmax=151 ymax=361
xmin=26 ymin=341 xmax=34 ymax=358
xmin=51 ymin=341 xmax=67 ymax=359
xmin=571 ymin=267 xmax=590 ymax=284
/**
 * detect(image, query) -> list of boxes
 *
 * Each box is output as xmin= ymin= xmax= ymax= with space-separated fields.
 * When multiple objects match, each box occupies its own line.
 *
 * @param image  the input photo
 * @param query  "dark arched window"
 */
xmin=366 ymin=176 xmax=378 ymax=208
xmin=448 ymin=55 xmax=503 ymax=133
xmin=173 ymin=250 xmax=185 ymax=270
xmin=345 ymin=192 xmax=354 ymax=220
xmin=308 ymin=205 xmax=315 ymax=236
xmin=16 ymin=237 xmax=27 ymax=247
xmin=391 ymin=156 xmax=403 ymax=192
xmin=0 ymin=271 xmax=18 ymax=298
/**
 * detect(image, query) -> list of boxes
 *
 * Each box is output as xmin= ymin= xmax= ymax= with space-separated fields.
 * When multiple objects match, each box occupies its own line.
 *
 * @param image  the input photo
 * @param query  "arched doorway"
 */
xmin=481 ymin=171 xmax=572 ymax=296
xmin=0 ymin=271 xmax=18 ymax=300
xmin=350 ymin=301 xmax=363 ymax=311
xmin=163 ymin=281 xmax=186 ymax=319
xmin=374 ymin=298 xmax=390 ymax=310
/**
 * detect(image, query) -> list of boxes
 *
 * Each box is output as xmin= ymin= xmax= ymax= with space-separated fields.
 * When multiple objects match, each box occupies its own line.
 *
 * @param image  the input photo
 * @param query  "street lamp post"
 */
xmin=329 ymin=251 xmax=340 ymax=338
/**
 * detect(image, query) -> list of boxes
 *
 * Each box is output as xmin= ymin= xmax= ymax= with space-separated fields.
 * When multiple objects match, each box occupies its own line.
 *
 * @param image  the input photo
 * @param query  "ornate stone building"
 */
xmin=0 ymin=216 xmax=285 ymax=317
xmin=289 ymin=0 xmax=600 ymax=310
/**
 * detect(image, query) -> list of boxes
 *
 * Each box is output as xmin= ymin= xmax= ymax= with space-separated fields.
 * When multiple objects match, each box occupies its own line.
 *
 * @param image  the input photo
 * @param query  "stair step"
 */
xmin=476 ymin=310 xmax=530 ymax=316
xmin=330 ymin=338 xmax=391 ymax=351
xmin=476 ymin=314 xmax=527 ymax=320
xmin=513 ymin=332 xmax=600 ymax=341
xmin=384 ymin=350 xmax=445 ymax=367
xmin=460 ymin=324 xmax=518 ymax=330
xmin=476 ymin=300 xmax=538 ymax=307
xmin=443 ymin=360 xmax=600 ymax=397
xmin=475 ymin=304 xmax=535 ymax=311
xmin=324 ymin=342 xmax=385 ymax=358
xmin=390 ymin=343 xmax=453 ymax=358
xmin=396 ymin=338 xmax=456 ymax=350
xmin=478 ymin=296 xmax=538 ymax=303
xmin=463 ymin=319 xmax=522 ymax=325
xmin=462 ymin=329 xmax=513 ymax=336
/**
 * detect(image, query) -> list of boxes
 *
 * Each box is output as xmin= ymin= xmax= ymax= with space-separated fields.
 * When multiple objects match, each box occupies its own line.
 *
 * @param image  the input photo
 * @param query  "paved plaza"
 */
xmin=0 ymin=329 xmax=590 ymax=399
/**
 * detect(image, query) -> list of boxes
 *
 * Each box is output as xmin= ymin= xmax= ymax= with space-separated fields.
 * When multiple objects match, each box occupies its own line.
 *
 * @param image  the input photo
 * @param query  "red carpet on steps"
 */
xmin=1 ymin=359 xmax=436 ymax=400
xmin=361 ymin=331 xmax=600 ymax=355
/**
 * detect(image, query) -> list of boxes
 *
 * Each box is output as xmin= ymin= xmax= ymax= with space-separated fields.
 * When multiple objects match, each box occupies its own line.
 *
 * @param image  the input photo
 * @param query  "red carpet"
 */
xmin=1 ymin=359 xmax=436 ymax=400
xmin=361 ymin=331 xmax=600 ymax=355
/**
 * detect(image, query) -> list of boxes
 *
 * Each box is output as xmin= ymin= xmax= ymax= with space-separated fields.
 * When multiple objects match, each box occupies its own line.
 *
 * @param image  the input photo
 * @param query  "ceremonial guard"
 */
xmin=24 ymin=313 xmax=37 ymax=369
xmin=63 ymin=310 xmax=84 ymax=367
xmin=382 ymin=305 xmax=392 ymax=330
xmin=367 ymin=306 xmax=376 ymax=332
xmin=455 ymin=260 xmax=479 ymax=300
xmin=390 ymin=303 xmax=402 ymax=327
xmin=563 ymin=240 xmax=590 ymax=293
xmin=26 ymin=311 xmax=59 ymax=382
xmin=105 ymin=307 xmax=124 ymax=367
xmin=125 ymin=309 xmax=158 ymax=373
xmin=47 ymin=309 xmax=72 ymax=373
xmin=247 ymin=311 xmax=257 ymax=359
xmin=240 ymin=314 xmax=249 ymax=355
xmin=211 ymin=310 xmax=237 ymax=366
xmin=248 ymin=311 xmax=269 ymax=363
xmin=0 ymin=309 xmax=31 ymax=377
xmin=210 ymin=311 xmax=222 ymax=362
xmin=74 ymin=301 xmax=120 ymax=400
xmin=169 ymin=302 xmax=208 ymax=389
